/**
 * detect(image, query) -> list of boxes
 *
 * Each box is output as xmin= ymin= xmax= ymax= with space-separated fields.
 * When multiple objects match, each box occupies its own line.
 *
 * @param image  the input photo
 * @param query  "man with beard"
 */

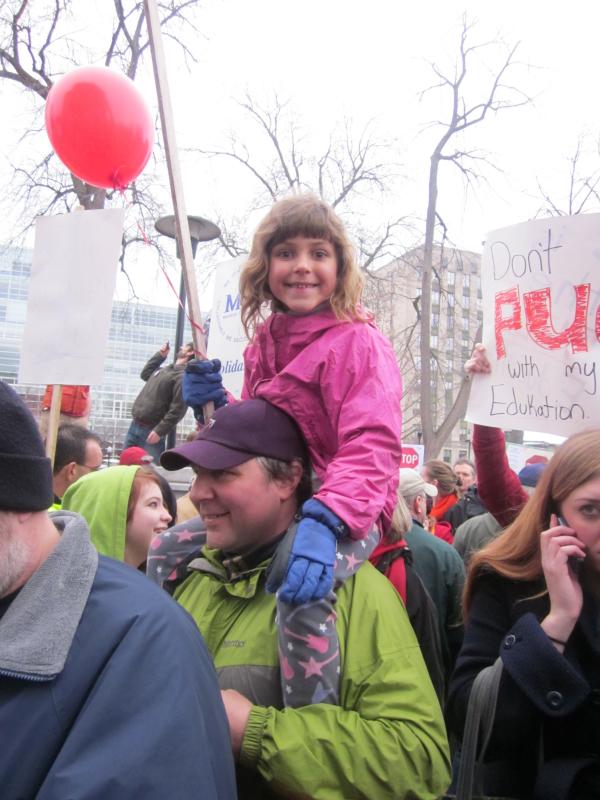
xmin=0 ymin=381 xmax=236 ymax=800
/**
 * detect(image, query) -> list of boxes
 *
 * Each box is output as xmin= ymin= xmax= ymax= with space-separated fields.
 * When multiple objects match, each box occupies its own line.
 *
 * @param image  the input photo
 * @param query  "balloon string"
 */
xmin=134 ymin=220 xmax=208 ymax=347
xmin=135 ymin=218 xmax=150 ymax=246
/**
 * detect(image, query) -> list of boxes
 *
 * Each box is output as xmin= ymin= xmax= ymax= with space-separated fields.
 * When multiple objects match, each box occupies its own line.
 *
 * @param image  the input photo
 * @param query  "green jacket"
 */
xmin=62 ymin=466 xmax=138 ymax=561
xmin=404 ymin=519 xmax=465 ymax=671
xmin=131 ymin=352 xmax=188 ymax=437
xmin=176 ymin=547 xmax=451 ymax=800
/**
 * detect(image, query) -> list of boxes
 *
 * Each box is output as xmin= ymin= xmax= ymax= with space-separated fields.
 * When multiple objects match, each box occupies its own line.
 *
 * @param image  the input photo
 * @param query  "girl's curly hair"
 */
xmin=239 ymin=194 xmax=368 ymax=339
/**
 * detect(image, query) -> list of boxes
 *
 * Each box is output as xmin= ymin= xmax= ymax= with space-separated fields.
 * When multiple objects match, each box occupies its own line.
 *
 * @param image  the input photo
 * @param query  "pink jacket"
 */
xmin=242 ymin=310 xmax=403 ymax=538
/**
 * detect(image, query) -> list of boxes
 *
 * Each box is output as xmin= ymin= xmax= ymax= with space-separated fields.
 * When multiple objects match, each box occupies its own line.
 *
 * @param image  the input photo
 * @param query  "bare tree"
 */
xmin=0 ymin=0 xmax=198 ymax=288
xmin=191 ymin=93 xmax=410 ymax=269
xmin=535 ymin=133 xmax=600 ymax=217
xmin=415 ymin=15 xmax=530 ymax=458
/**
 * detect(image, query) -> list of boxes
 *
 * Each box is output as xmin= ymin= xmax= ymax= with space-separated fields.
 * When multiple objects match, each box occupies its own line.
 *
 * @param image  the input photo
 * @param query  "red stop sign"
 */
xmin=400 ymin=447 xmax=419 ymax=468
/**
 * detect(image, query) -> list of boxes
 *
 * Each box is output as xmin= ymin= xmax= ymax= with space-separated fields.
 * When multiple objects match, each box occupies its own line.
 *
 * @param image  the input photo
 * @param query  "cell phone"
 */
xmin=558 ymin=515 xmax=585 ymax=574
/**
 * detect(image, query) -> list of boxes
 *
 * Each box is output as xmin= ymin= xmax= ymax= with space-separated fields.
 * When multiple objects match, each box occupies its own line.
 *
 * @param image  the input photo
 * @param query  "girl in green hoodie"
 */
xmin=62 ymin=466 xmax=173 ymax=568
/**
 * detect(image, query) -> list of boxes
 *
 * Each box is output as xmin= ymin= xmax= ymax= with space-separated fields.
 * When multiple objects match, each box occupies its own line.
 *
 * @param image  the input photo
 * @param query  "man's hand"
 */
xmin=159 ymin=341 xmax=170 ymax=358
xmin=221 ymin=689 xmax=252 ymax=759
xmin=146 ymin=430 xmax=161 ymax=445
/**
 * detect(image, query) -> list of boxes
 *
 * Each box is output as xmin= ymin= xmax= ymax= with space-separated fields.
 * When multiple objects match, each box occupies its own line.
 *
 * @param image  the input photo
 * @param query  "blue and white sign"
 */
xmin=207 ymin=256 xmax=247 ymax=397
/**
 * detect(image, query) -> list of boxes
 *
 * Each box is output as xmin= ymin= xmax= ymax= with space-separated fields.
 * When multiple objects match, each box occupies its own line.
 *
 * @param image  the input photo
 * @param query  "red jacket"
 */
xmin=369 ymin=540 xmax=408 ymax=602
xmin=473 ymin=424 xmax=528 ymax=528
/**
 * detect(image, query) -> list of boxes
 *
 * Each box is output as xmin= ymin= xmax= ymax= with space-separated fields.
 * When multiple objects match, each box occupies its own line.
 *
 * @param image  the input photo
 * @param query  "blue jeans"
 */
xmin=124 ymin=420 xmax=166 ymax=462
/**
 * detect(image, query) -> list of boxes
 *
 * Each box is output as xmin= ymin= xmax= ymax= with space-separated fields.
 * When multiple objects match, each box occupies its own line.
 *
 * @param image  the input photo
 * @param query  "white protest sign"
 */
xmin=207 ymin=256 xmax=247 ymax=397
xmin=19 ymin=208 xmax=124 ymax=385
xmin=506 ymin=443 xmax=527 ymax=474
xmin=466 ymin=214 xmax=600 ymax=436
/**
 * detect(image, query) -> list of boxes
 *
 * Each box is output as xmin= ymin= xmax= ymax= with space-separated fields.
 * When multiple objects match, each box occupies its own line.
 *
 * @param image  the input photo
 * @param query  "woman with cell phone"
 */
xmin=447 ymin=429 xmax=600 ymax=800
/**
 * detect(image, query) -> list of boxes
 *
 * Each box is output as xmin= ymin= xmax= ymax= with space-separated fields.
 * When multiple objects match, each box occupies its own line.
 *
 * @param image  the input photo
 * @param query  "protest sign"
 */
xmin=18 ymin=208 xmax=124 ymax=385
xmin=207 ymin=256 xmax=247 ymax=397
xmin=506 ymin=443 xmax=526 ymax=474
xmin=400 ymin=444 xmax=425 ymax=469
xmin=466 ymin=213 xmax=600 ymax=437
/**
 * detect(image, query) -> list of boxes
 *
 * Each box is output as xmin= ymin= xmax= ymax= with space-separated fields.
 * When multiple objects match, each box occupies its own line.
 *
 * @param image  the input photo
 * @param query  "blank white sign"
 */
xmin=18 ymin=208 xmax=124 ymax=385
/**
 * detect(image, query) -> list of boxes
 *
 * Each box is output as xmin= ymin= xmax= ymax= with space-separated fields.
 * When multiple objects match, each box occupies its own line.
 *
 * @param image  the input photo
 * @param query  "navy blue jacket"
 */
xmin=0 ymin=513 xmax=236 ymax=800
xmin=448 ymin=572 xmax=600 ymax=799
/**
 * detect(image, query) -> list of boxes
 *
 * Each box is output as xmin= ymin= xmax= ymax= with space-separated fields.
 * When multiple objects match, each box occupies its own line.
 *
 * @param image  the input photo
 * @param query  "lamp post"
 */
xmin=155 ymin=214 xmax=221 ymax=448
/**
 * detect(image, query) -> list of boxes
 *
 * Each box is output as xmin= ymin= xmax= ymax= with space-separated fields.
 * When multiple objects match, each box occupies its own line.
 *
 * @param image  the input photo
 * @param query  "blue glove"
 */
xmin=276 ymin=499 xmax=348 ymax=605
xmin=183 ymin=359 xmax=227 ymax=422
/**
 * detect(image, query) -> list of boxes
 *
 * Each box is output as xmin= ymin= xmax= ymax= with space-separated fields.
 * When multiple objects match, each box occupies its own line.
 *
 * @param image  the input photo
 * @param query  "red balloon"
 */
xmin=45 ymin=66 xmax=154 ymax=190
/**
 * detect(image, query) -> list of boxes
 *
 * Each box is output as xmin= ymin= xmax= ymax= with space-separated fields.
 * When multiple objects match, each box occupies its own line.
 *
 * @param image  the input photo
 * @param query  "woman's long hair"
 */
xmin=389 ymin=491 xmax=413 ymax=542
xmin=464 ymin=429 xmax=600 ymax=614
xmin=239 ymin=193 xmax=368 ymax=339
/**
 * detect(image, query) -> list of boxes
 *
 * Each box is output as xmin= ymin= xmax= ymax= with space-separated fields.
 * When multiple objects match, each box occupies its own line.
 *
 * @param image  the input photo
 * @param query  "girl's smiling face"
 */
xmin=125 ymin=481 xmax=172 ymax=567
xmin=268 ymin=236 xmax=338 ymax=314
xmin=560 ymin=475 xmax=600 ymax=572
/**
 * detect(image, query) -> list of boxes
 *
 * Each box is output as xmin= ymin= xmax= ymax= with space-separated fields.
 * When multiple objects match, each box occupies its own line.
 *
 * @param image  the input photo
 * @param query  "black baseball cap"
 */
xmin=160 ymin=399 xmax=308 ymax=471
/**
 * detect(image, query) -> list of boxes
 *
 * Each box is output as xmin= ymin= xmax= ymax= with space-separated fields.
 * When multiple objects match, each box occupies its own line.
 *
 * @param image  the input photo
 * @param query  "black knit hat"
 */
xmin=0 ymin=381 xmax=53 ymax=511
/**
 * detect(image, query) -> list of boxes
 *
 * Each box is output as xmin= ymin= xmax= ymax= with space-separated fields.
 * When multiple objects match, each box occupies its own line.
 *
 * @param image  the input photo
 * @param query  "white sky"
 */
xmin=175 ymin=0 xmax=600 ymax=304
xmin=2 ymin=0 xmax=600 ymax=311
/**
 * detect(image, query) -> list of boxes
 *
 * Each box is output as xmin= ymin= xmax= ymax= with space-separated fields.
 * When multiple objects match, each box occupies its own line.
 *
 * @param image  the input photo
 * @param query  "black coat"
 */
xmin=447 ymin=571 xmax=600 ymax=800
xmin=444 ymin=486 xmax=487 ymax=532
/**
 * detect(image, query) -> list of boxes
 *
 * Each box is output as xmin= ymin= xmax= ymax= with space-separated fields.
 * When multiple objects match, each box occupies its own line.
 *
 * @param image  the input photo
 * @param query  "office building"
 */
xmin=365 ymin=245 xmax=483 ymax=462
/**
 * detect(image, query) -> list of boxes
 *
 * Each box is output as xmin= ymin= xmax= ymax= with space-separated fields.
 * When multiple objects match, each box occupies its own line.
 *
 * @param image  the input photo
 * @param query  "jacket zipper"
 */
xmin=0 ymin=668 xmax=54 ymax=682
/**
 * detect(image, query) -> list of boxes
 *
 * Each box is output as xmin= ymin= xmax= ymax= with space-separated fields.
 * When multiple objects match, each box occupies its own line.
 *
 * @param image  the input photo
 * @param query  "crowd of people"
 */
xmin=2 ymin=194 xmax=598 ymax=799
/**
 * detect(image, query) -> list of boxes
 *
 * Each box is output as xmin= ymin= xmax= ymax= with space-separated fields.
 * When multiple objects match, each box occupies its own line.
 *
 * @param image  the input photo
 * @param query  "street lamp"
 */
xmin=155 ymin=214 xmax=221 ymax=448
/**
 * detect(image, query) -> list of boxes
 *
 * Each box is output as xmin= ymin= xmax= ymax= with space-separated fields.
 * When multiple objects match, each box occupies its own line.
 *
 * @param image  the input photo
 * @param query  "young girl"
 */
xmin=62 ymin=466 xmax=173 ymax=569
xmin=184 ymin=194 xmax=402 ymax=706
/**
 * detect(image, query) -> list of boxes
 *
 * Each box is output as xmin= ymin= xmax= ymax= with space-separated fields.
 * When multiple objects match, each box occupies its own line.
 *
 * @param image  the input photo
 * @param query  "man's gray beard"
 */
xmin=0 ymin=520 xmax=31 ymax=598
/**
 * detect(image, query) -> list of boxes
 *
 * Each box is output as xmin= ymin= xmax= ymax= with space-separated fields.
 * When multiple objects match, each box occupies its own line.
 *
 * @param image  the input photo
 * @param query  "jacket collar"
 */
xmin=187 ymin=535 xmax=285 ymax=598
xmin=0 ymin=511 xmax=98 ymax=681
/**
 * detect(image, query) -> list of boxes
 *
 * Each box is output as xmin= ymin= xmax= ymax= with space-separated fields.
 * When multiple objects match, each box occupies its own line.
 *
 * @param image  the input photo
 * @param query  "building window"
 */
xmin=443 ymin=448 xmax=452 ymax=463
